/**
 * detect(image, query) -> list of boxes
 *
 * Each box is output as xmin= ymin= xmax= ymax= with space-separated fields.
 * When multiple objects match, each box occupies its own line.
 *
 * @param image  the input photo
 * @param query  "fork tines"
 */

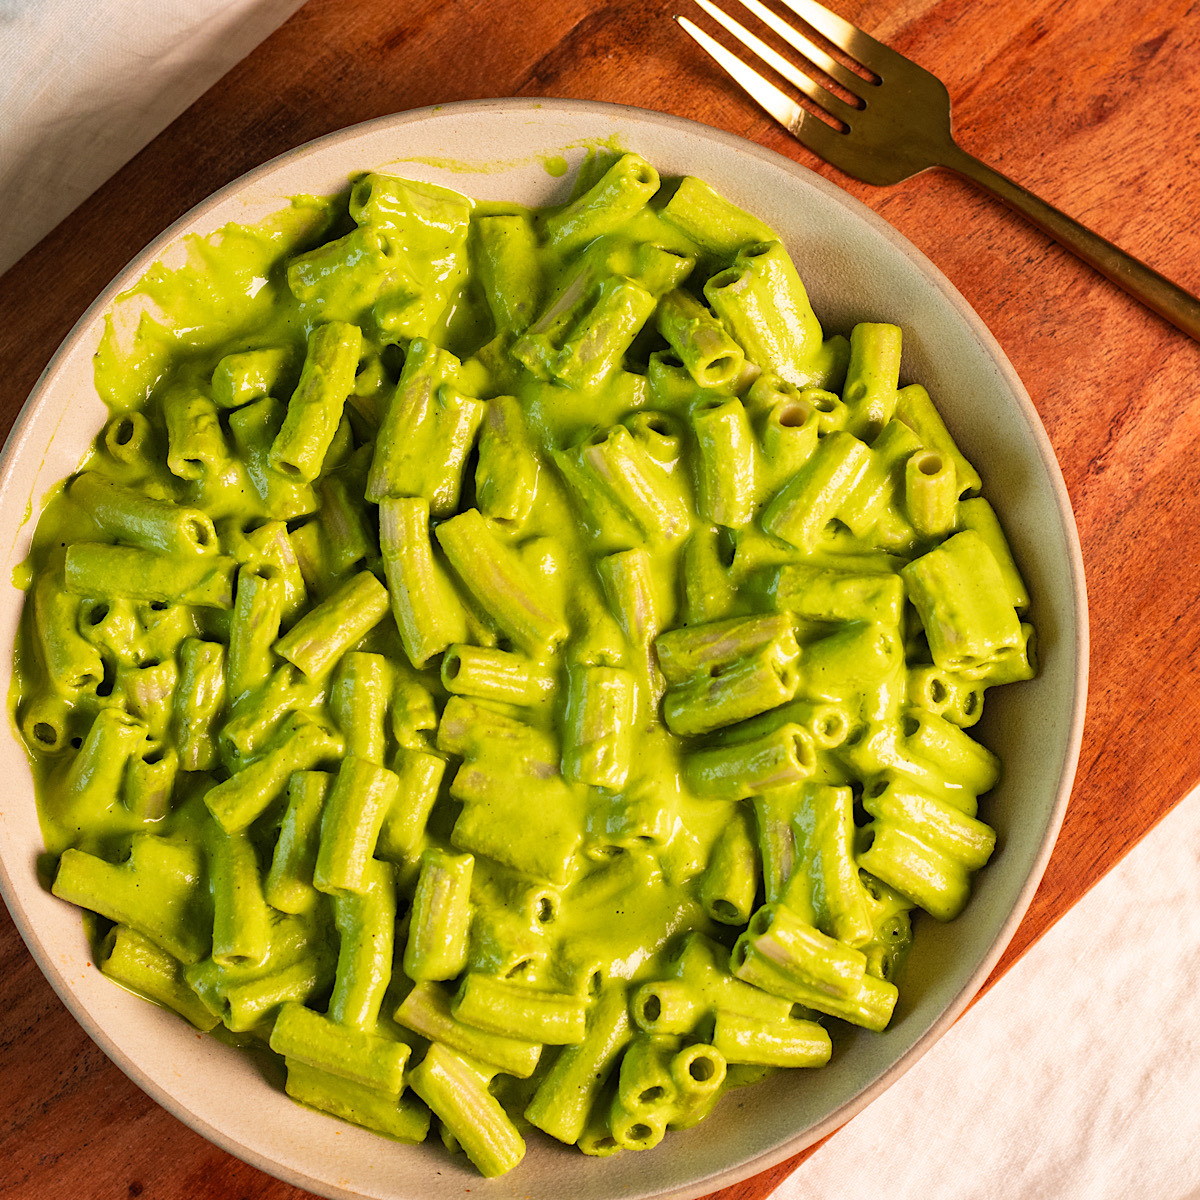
xmin=675 ymin=0 xmax=887 ymax=156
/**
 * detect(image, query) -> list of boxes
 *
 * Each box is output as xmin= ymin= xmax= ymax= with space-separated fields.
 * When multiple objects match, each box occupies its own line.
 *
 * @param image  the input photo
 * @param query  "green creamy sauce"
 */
xmin=11 ymin=149 xmax=1031 ymax=1171
xmin=17 ymin=161 xmax=734 ymax=976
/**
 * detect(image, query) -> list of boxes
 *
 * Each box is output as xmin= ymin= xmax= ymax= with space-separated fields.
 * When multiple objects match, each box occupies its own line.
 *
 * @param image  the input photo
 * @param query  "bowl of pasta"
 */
xmin=0 ymin=99 xmax=1087 ymax=1199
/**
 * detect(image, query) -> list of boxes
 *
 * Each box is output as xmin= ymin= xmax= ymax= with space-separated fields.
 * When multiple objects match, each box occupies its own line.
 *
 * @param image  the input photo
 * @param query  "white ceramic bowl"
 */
xmin=0 ymin=99 xmax=1087 ymax=1200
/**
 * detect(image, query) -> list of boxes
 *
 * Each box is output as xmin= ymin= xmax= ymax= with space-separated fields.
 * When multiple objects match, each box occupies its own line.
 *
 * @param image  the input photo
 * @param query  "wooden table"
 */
xmin=1 ymin=1 xmax=1198 ymax=1196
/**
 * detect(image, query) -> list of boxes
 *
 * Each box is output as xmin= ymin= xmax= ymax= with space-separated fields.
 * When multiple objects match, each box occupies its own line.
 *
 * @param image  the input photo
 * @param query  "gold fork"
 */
xmin=677 ymin=0 xmax=1200 ymax=342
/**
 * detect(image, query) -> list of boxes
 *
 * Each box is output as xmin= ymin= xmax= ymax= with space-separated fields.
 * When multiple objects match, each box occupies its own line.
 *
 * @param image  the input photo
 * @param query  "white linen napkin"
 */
xmin=0 ymin=0 xmax=304 ymax=275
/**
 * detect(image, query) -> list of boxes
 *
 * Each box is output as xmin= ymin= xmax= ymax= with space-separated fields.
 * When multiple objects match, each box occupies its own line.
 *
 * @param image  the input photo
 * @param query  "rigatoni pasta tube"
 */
xmin=118 ymin=658 xmax=176 ymax=740
xmin=59 ymin=707 xmax=147 ymax=832
xmin=703 ymin=240 xmax=824 ymax=386
xmin=407 ymin=383 xmax=487 ymax=517
xmin=270 ymin=1001 xmax=408 ymax=1094
xmin=226 ymin=565 xmax=284 ymax=701
xmin=541 ymin=152 xmax=660 ymax=251
xmin=219 ymin=664 xmax=314 ymax=761
xmin=562 ymin=664 xmax=636 ymax=789
xmin=770 ymin=562 xmax=904 ymax=626
xmin=658 ymin=174 xmax=775 ymax=258
xmin=122 ymin=747 xmax=177 ymax=823
xmin=269 ymin=320 xmax=362 ymax=484
xmin=316 ymin=473 xmax=376 ymax=575
xmin=901 ymin=530 xmax=1024 ymax=673
xmin=204 ymin=712 xmax=343 ymax=833
xmin=64 ymin=544 xmax=237 ymax=608
xmin=838 ymin=418 xmax=923 ymax=537
xmin=859 ymin=823 xmax=972 ymax=922
xmin=680 ymin=525 xmax=736 ymax=626
xmin=452 ymin=974 xmax=589 ymax=1045
xmin=286 ymin=224 xmax=412 ymax=314
xmin=395 ymin=981 xmax=542 ymax=1078
xmin=440 ymin=644 xmax=554 ymax=706
xmin=264 ymin=771 xmax=330 ymax=914
xmin=863 ymin=774 xmax=995 ymax=867
xmin=895 ymin=382 xmax=982 ymax=496
xmin=173 ymin=638 xmax=225 ymax=771
xmin=53 ymin=835 xmax=208 ymax=965
xmin=403 ymin=846 xmax=473 ymax=982
xmin=273 ymin=570 xmax=390 ymax=679
xmin=683 ymin=723 xmax=816 ymax=801
xmin=667 ymin=1043 xmax=727 ymax=1129
xmin=568 ymin=424 xmax=691 ymax=547
xmin=376 ymin=748 xmax=445 ymax=860
xmin=761 ymin=430 xmax=872 ymax=553
xmin=629 ymin=980 xmax=703 ymax=1035
xmin=101 ymin=410 xmax=152 ymax=465
xmin=408 ymin=1044 xmax=526 ymax=1178
xmin=802 ymin=621 xmax=904 ymax=713
xmin=615 ymin=1033 xmax=680 ymax=1120
xmin=711 ymin=1011 xmax=830 ymax=1068
xmin=905 ymin=450 xmax=957 ymax=539
xmin=474 ymin=212 xmax=542 ymax=332
xmin=283 ymin=1059 xmax=430 ymax=1144
xmin=211 ymin=345 xmax=294 ymax=408
xmin=330 ymin=651 xmax=390 ymax=762
xmin=757 ymin=396 xmax=819 ymax=494
xmin=655 ymin=288 xmax=744 ymax=389
xmin=900 ymin=709 xmax=1001 ymax=796
xmin=956 ymin=497 xmax=1030 ymax=611
xmin=229 ymin=396 xmax=319 ymax=520
xmin=664 ymin=931 xmax=798 ymax=1026
xmin=68 ymin=473 xmax=217 ymax=557
xmin=663 ymin=636 xmax=799 ymax=738
xmin=553 ymin=277 xmax=657 ymax=393
xmin=655 ymin=612 xmax=795 ymax=685
xmin=691 ymin=395 xmax=757 ymax=528
xmin=32 ymin=572 xmax=102 ymax=695
xmin=624 ymin=409 xmax=684 ymax=466
xmin=328 ymin=858 xmax=396 ymax=1028
xmin=804 ymin=386 xmax=851 ymax=434
xmin=699 ymin=808 xmax=759 ymax=926
xmin=475 ymin=394 xmax=539 ymax=523
xmin=734 ymin=902 xmax=865 ymax=999
xmin=162 ymin=385 xmax=227 ymax=480
xmin=525 ymin=984 xmax=632 ymax=1144
xmin=208 ymin=824 xmax=272 ymax=968
xmin=842 ymin=322 xmax=902 ymax=441
xmin=753 ymin=789 xmax=799 ymax=905
xmin=378 ymin=496 xmax=469 ymax=668
xmin=598 ymin=547 xmax=665 ymax=709
xmin=366 ymin=338 xmax=466 ymax=503
xmin=99 ymin=925 xmax=219 ymax=1031
xmin=434 ymin=508 xmax=567 ymax=655
xmin=19 ymin=691 xmax=70 ymax=755
xmin=313 ymin=756 xmax=400 ymax=895
xmin=785 ymin=783 xmax=874 ymax=948
xmin=731 ymin=934 xmax=897 ymax=1032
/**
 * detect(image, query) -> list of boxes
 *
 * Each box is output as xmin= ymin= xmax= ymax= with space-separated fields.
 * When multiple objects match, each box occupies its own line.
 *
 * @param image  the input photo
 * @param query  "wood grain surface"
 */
xmin=2 ymin=1 xmax=1198 ymax=1197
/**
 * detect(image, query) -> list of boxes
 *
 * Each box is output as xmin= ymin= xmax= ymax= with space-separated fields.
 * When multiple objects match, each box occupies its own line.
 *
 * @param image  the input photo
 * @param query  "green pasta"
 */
xmin=13 ymin=154 xmax=1038 ymax=1180
xmin=273 ymin=570 xmax=390 ymax=678
xmin=270 ymin=321 xmax=363 ymax=483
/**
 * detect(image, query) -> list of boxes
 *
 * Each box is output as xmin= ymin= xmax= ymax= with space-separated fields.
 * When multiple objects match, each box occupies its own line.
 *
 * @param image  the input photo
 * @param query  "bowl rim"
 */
xmin=0 ymin=95 xmax=1089 ymax=1200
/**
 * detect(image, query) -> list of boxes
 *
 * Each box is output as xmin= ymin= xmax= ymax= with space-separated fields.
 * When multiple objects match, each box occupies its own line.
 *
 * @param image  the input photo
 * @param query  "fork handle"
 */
xmin=941 ymin=143 xmax=1200 ymax=343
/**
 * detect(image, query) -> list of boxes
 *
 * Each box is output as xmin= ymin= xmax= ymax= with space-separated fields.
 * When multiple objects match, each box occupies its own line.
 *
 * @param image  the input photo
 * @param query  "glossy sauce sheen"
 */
xmin=10 ymin=151 xmax=1031 ymax=1176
